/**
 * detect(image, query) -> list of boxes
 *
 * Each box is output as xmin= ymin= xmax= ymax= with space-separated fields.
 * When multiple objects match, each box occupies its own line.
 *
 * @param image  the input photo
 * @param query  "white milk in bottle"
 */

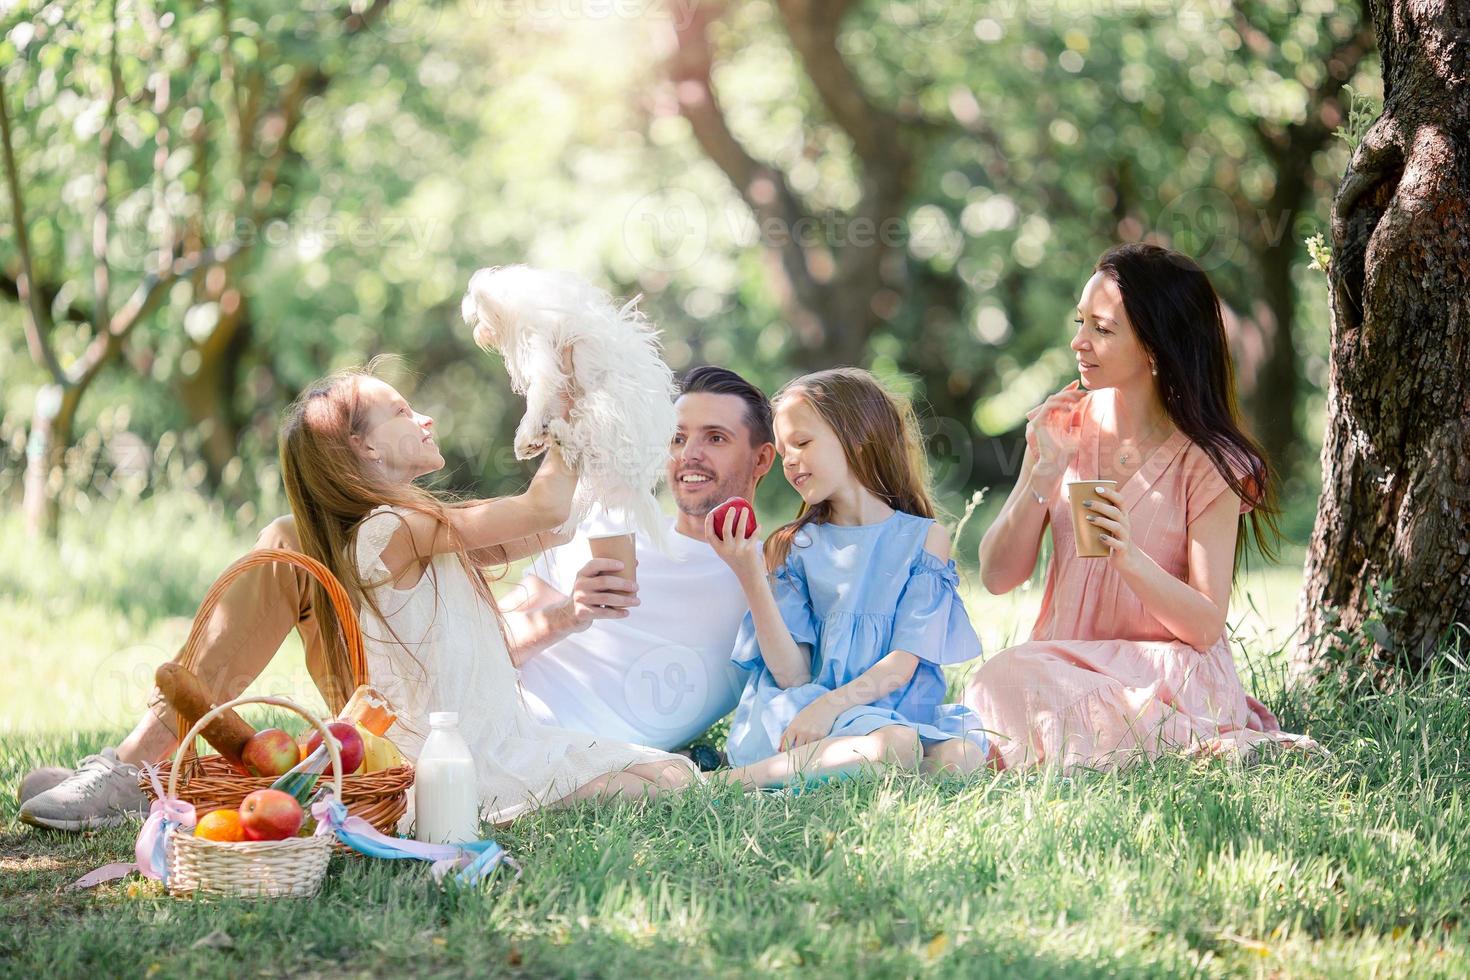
xmin=414 ymin=711 xmax=480 ymax=844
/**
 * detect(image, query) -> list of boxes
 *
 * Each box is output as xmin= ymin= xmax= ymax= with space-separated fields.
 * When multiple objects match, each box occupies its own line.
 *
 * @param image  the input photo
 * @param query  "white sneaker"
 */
xmin=17 ymin=766 xmax=71 ymax=806
xmin=18 ymin=748 xmax=148 ymax=831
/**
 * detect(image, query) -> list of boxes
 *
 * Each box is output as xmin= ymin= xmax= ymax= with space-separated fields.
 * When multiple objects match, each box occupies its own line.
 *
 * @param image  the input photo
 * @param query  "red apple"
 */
xmin=238 ymin=788 xmax=304 ymax=841
xmin=241 ymin=728 xmax=301 ymax=778
xmin=711 ymin=497 xmax=756 ymax=541
xmin=305 ymin=721 xmax=365 ymax=775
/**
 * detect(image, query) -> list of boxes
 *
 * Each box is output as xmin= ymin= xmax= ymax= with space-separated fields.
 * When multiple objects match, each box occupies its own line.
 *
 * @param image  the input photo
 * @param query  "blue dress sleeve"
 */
xmin=730 ymin=558 xmax=819 ymax=672
xmin=888 ymin=550 xmax=982 ymax=666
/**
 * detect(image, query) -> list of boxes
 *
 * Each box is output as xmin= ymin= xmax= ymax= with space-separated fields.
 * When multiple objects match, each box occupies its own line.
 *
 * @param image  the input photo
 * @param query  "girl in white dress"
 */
xmin=278 ymin=363 xmax=698 ymax=824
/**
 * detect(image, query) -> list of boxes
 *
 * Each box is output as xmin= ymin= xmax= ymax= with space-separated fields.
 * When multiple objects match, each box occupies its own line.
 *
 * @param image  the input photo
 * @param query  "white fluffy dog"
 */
xmin=461 ymin=265 xmax=678 ymax=547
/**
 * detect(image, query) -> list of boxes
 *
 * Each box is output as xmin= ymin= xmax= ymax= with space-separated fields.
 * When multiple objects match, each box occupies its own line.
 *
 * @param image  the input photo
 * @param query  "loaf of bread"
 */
xmin=155 ymin=663 xmax=257 ymax=771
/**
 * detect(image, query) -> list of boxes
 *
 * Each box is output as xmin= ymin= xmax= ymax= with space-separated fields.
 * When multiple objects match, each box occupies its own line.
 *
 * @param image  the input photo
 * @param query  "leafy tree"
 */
xmin=1 ymin=0 xmax=390 ymax=536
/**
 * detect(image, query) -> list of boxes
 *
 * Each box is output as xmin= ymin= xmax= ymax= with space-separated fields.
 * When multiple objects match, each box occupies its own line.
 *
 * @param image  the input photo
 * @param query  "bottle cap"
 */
xmin=429 ymin=711 xmax=459 ymax=728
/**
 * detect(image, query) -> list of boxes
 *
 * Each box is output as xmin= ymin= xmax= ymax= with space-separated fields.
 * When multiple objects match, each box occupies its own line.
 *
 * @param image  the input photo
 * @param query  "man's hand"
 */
xmin=779 ymin=695 xmax=842 ymax=752
xmin=560 ymin=557 xmax=640 ymax=630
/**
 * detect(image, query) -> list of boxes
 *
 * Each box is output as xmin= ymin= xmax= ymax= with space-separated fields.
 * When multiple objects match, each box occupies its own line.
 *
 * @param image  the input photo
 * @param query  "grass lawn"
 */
xmin=2 ymin=494 xmax=1467 ymax=977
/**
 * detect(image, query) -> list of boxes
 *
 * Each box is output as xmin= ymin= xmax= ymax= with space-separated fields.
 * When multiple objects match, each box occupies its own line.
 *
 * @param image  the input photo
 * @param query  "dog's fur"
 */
xmin=461 ymin=265 xmax=677 ymax=547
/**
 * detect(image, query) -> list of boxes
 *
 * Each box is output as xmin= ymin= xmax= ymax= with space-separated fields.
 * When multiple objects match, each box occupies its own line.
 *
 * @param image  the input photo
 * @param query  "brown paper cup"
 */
xmin=1066 ymin=480 xmax=1119 ymax=558
xmin=587 ymin=533 xmax=637 ymax=596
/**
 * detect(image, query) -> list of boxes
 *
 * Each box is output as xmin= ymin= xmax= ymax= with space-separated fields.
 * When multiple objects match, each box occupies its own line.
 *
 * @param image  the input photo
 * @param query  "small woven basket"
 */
xmin=141 ymin=549 xmax=412 ymax=839
xmin=163 ymin=695 xmax=341 ymax=899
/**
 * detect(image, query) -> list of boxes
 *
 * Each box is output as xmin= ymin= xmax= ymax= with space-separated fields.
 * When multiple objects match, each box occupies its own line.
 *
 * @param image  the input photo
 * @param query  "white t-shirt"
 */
xmin=514 ymin=516 xmax=748 ymax=751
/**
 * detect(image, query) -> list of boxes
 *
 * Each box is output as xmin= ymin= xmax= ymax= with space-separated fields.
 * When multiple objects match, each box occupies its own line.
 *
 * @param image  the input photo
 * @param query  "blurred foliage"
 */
xmin=0 ymin=0 xmax=1377 ymax=543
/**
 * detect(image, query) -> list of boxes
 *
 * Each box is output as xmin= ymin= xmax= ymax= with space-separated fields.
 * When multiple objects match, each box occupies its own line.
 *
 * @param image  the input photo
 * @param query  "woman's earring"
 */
xmin=1150 ymin=363 xmax=1158 ymax=376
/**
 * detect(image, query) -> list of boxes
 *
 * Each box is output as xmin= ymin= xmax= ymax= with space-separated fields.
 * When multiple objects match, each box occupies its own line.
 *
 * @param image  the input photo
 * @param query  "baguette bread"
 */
xmin=155 ymin=663 xmax=257 ymax=771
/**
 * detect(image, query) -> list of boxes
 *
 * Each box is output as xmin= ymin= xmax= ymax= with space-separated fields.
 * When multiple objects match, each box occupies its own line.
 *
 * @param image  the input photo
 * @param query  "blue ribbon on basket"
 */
xmin=69 ymin=768 xmax=518 ymax=890
xmin=309 ymin=796 xmax=520 ymax=886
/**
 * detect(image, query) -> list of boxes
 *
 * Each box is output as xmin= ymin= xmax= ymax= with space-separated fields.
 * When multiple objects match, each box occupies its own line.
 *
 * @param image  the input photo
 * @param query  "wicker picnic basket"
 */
xmin=162 ymin=694 xmax=342 ymax=898
xmin=141 ymin=549 xmax=413 ymax=840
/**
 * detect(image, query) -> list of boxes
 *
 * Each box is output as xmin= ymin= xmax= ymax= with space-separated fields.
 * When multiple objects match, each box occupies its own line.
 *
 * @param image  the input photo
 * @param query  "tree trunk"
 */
xmin=1295 ymin=0 xmax=1470 ymax=676
xmin=22 ymin=384 xmax=81 ymax=540
xmin=178 ymin=296 xmax=252 ymax=490
xmin=1249 ymin=222 xmax=1302 ymax=479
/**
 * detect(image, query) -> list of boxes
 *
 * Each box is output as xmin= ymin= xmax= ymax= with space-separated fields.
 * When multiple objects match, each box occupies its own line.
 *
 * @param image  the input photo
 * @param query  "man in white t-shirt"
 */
xmin=499 ymin=366 xmax=776 ymax=753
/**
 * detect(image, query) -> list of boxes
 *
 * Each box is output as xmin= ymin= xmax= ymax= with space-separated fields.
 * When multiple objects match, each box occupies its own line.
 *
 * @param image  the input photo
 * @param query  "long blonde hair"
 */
xmin=278 ymin=360 xmax=504 ymax=711
xmin=764 ymin=368 xmax=939 ymax=571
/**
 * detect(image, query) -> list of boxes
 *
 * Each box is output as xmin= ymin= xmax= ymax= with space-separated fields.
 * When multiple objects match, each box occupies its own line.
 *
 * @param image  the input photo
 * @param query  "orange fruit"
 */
xmin=194 ymin=808 xmax=245 ymax=842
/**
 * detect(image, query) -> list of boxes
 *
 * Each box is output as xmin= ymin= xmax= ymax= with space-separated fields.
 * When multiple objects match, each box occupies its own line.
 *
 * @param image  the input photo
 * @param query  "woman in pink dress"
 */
xmin=962 ymin=243 xmax=1315 ymax=771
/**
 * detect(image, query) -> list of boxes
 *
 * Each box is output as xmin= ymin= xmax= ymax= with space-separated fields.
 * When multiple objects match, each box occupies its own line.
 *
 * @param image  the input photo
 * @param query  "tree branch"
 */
xmin=0 ymin=76 xmax=65 ymax=383
xmin=667 ymin=0 xmax=829 ymax=337
xmin=0 ymin=270 xmax=94 ymax=327
xmin=249 ymin=64 xmax=329 ymax=223
xmin=71 ymin=240 xmax=243 ymax=391
xmin=92 ymin=0 xmax=121 ymax=336
xmin=772 ymin=0 xmax=906 ymax=165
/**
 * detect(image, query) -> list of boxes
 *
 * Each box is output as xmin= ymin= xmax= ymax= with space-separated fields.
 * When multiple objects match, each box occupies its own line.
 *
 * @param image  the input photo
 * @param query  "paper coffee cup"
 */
xmin=587 ymin=532 xmax=637 ymax=596
xmin=1066 ymin=480 xmax=1119 ymax=558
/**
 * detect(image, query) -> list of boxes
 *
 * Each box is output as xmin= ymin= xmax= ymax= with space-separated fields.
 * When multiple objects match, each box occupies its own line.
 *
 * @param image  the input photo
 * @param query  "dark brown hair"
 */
xmin=679 ymin=365 xmax=775 ymax=447
xmin=1095 ymin=242 xmax=1280 ymax=570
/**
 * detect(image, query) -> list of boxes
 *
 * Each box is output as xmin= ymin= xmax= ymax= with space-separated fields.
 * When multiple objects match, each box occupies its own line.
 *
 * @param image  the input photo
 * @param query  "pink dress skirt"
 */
xmin=962 ymin=389 xmax=1315 ymax=771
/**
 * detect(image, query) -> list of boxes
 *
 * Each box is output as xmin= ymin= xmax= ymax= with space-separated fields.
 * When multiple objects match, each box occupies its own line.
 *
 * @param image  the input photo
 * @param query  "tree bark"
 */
xmin=1296 ymin=0 xmax=1470 ymax=676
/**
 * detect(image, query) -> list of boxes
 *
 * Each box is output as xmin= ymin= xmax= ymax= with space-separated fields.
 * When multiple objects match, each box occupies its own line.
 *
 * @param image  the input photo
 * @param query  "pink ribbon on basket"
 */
xmin=69 ymin=763 xmax=195 ymax=890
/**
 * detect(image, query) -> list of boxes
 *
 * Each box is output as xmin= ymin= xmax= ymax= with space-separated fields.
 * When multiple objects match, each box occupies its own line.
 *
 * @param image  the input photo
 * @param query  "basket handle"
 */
xmin=167 ymin=694 xmax=344 ymax=802
xmin=172 ymin=548 xmax=368 ymax=732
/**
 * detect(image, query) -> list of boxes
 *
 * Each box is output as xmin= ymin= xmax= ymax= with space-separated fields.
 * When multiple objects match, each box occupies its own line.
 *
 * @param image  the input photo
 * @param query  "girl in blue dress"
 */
xmin=707 ymin=368 xmax=990 ymax=788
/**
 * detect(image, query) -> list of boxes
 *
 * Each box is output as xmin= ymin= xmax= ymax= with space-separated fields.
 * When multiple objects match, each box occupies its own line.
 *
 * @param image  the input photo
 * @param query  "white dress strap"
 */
xmin=355 ymin=505 xmax=408 ymax=581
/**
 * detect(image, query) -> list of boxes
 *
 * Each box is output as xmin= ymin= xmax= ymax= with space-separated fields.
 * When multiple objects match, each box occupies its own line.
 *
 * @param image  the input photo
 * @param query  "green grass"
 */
xmin=2 ymin=492 xmax=1467 ymax=977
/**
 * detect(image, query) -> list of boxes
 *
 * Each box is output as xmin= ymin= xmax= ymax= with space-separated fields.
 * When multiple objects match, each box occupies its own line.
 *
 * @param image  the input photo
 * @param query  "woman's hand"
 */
xmin=1082 ymin=485 xmax=1142 ymax=574
xmin=1024 ymin=381 xmax=1086 ymax=495
xmin=780 ymin=696 xmax=841 ymax=751
xmin=703 ymin=500 xmax=764 ymax=580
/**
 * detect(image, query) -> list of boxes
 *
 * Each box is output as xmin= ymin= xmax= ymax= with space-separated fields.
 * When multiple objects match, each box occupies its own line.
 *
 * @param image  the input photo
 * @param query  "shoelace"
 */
xmin=72 ymin=753 xmax=136 ymax=782
xmin=74 ymin=753 xmax=117 ymax=774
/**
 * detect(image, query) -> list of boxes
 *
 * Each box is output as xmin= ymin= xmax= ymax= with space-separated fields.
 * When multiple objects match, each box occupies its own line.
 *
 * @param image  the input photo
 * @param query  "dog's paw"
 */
xmin=514 ymin=435 xmax=547 ymax=460
xmin=514 ymin=418 xmax=551 ymax=459
xmin=544 ymin=418 xmax=575 ymax=447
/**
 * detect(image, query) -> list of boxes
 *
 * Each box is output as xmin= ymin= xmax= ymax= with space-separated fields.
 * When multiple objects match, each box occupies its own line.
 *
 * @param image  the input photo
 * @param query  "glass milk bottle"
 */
xmin=414 ymin=711 xmax=480 ymax=844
